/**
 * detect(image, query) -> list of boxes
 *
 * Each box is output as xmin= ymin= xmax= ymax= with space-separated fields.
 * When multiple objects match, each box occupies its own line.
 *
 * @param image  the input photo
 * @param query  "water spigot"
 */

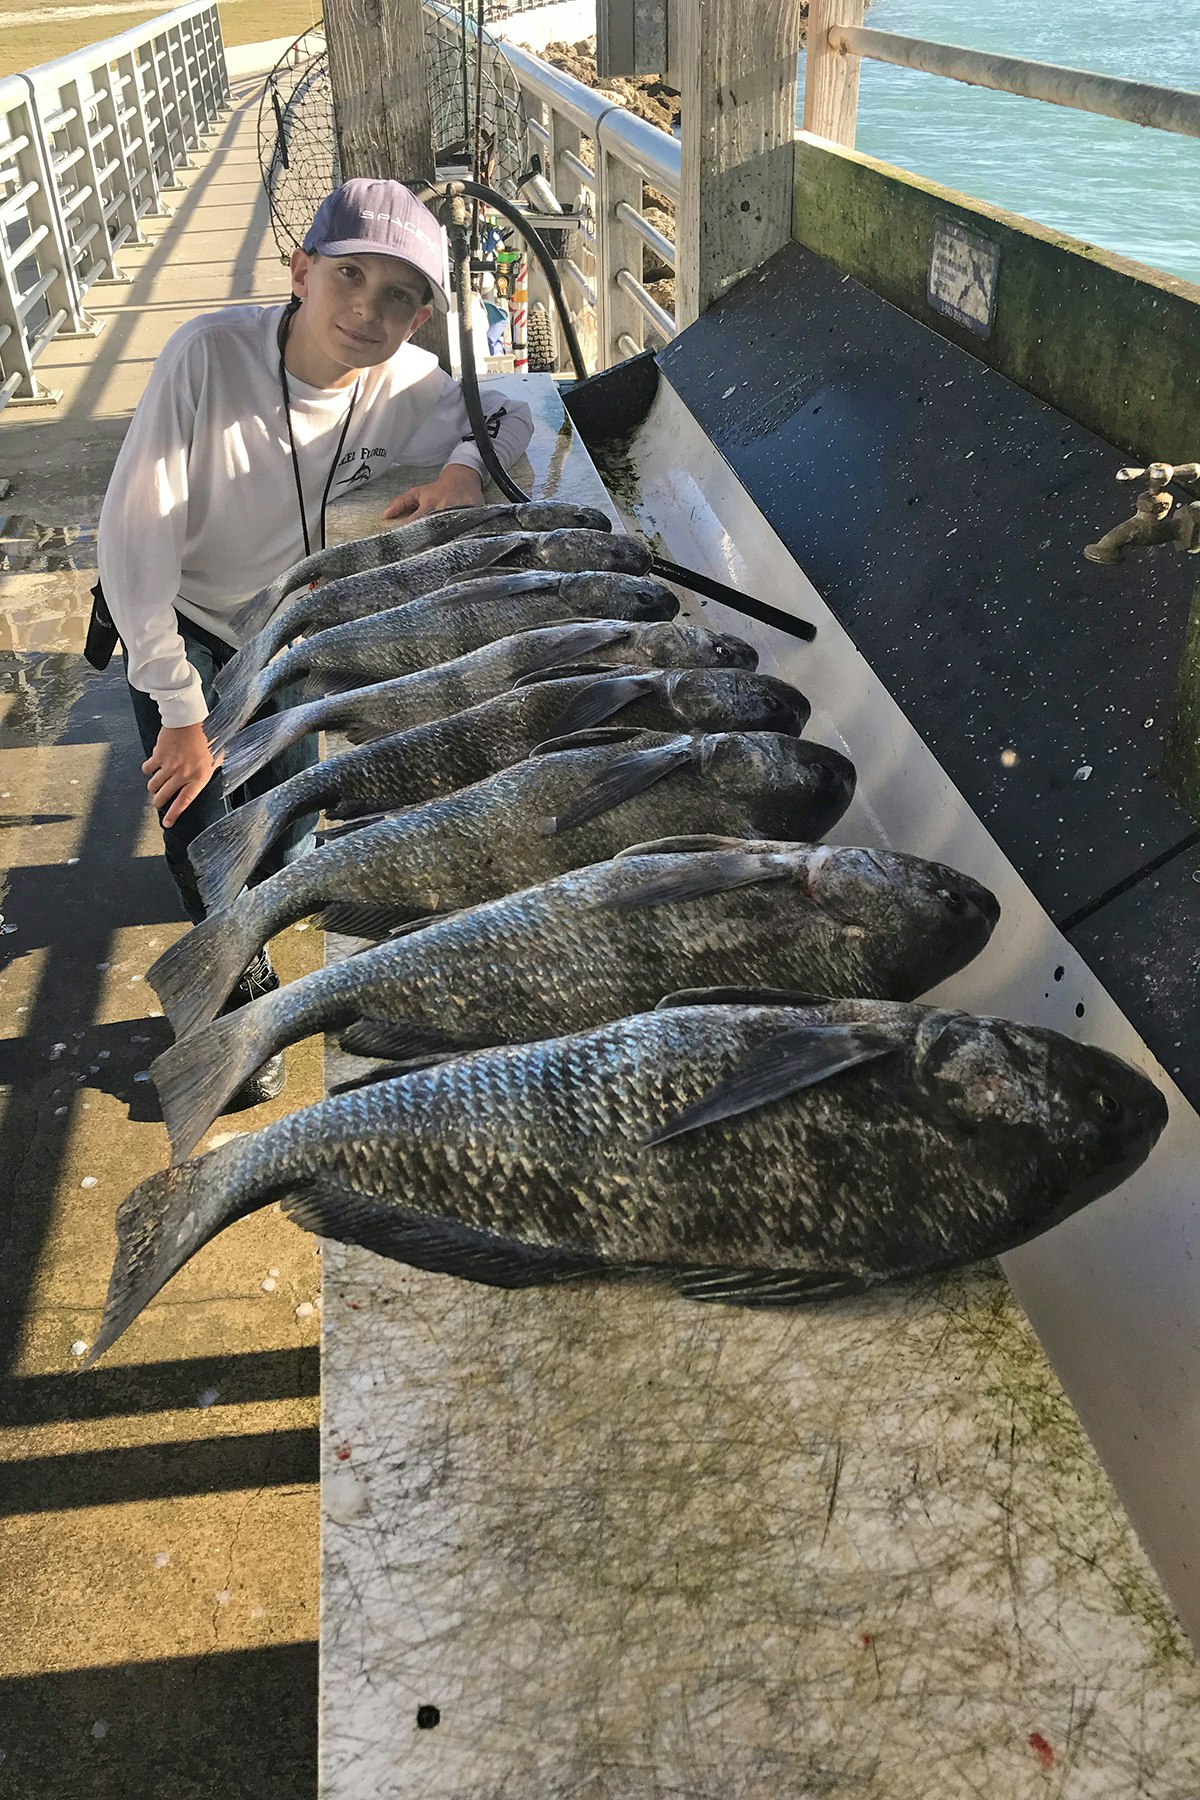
xmin=1085 ymin=461 xmax=1200 ymax=565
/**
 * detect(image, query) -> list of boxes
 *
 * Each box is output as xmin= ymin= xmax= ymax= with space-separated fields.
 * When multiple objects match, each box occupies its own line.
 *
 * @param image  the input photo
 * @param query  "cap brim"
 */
xmin=311 ymin=237 xmax=450 ymax=312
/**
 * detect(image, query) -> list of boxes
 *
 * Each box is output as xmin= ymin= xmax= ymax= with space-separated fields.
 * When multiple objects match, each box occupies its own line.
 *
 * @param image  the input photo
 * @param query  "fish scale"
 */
xmin=150 ymin=732 xmax=858 ymax=1041
xmin=88 ymin=1000 xmax=1168 ymax=1361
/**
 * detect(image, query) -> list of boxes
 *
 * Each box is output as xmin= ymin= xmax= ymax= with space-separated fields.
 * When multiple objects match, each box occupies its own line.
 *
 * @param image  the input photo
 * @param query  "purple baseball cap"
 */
xmin=303 ymin=178 xmax=449 ymax=312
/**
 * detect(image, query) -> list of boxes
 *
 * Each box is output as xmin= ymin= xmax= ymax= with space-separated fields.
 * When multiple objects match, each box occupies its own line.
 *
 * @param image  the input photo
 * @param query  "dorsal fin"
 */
xmin=531 ymin=725 xmax=672 ymax=757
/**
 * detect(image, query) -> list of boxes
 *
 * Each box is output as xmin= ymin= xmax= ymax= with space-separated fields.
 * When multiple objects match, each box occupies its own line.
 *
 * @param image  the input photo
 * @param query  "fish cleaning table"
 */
xmin=317 ymin=376 xmax=1200 ymax=1798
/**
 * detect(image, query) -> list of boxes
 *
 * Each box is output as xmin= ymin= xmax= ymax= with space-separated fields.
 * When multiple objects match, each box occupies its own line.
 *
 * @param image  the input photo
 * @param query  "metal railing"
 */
xmin=804 ymin=0 xmax=1200 ymax=148
xmin=0 ymin=0 xmax=229 ymax=413
xmin=425 ymin=0 xmax=679 ymax=372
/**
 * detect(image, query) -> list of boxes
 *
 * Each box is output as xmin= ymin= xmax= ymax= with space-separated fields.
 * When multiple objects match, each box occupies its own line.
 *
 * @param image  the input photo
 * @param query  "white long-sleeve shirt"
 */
xmin=98 ymin=302 xmax=534 ymax=727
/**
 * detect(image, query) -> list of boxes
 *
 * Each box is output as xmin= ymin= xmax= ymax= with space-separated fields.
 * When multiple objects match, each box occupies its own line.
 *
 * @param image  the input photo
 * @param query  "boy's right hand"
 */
xmin=143 ymin=722 xmax=222 ymax=828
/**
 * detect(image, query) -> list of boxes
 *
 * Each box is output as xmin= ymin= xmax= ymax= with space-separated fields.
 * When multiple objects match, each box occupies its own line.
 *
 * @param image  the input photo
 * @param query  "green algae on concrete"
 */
xmin=791 ymin=136 xmax=1200 ymax=467
xmin=1163 ymin=579 xmax=1200 ymax=821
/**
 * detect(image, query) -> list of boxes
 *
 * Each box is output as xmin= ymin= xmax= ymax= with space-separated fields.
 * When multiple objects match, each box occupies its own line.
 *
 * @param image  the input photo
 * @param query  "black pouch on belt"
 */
xmin=83 ymin=580 xmax=120 ymax=671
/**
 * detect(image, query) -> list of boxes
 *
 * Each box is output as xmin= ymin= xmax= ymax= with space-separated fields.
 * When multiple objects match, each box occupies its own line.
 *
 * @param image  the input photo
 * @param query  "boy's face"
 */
xmin=289 ymin=248 xmax=434 ymax=373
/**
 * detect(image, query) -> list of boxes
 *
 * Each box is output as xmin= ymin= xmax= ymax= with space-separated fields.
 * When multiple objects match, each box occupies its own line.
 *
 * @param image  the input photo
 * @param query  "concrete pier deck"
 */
xmin=0 ymin=41 xmax=324 ymax=1800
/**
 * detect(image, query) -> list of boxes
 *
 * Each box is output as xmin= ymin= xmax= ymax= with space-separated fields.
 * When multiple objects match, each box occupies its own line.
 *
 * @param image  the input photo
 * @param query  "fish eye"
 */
xmin=938 ymin=888 xmax=968 ymax=915
xmin=1091 ymin=1089 xmax=1124 ymax=1122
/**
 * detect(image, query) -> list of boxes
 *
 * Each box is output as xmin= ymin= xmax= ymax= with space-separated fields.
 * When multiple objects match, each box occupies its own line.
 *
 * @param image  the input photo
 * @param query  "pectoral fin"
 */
xmin=642 ymin=1023 xmax=898 ymax=1146
xmin=596 ymin=847 xmax=789 ymax=913
xmin=539 ymin=739 xmax=695 ymax=836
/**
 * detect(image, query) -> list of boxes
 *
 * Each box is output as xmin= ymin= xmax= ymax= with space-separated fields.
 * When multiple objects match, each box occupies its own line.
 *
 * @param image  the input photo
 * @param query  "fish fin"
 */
xmin=655 ymin=985 xmax=826 ymax=1009
xmin=669 ymin=1266 xmax=870 ymax=1305
xmin=152 ymin=989 xmax=290 ymax=1164
xmin=338 ymin=1016 xmax=481 ymax=1061
xmin=315 ymin=814 xmax=386 ymax=845
xmin=220 ymin=703 xmax=320 ymax=792
xmin=595 ymin=848 xmax=789 ymax=914
xmin=642 ymin=1023 xmax=899 ymax=1147
xmin=615 ymin=834 xmax=766 ymax=858
xmin=319 ymin=901 xmax=417 ymax=940
xmin=147 ymin=904 xmax=263 ymax=1039
xmin=326 ymin=1060 xmax=444 ymax=1094
xmin=544 ymin=671 xmax=657 ymax=736
xmin=305 ymin=667 xmax=369 ymax=698
xmin=84 ymin=1141 xmax=254 ymax=1363
xmin=513 ymin=660 xmax=619 ymax=687
xmin=205 ymin=650 xmax=296 ymax=754
xmin=530 ymin=725 xmax=667 ymax=756
xmin=281 ymin=1185 xmax=607 ymax=1288
xmin=539 ymin=737 xmax=695 ymax=836
xmin=190 ymin=787 xmax=300 ymax=916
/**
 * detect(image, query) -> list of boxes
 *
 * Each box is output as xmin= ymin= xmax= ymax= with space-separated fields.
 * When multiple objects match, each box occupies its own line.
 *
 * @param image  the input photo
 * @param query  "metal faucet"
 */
xmin=1084 ymin=462 xmax=1200 ymax=565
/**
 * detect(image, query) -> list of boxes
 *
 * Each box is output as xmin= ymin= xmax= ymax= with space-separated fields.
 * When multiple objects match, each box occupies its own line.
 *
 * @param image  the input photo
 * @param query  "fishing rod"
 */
xmin=414 ymin=178 xmax=817 ymax=647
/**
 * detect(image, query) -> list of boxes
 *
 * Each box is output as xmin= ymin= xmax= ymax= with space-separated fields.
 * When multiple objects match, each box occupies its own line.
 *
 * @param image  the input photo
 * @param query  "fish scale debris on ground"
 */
xmin=150 ymin=729 xmax=857 ymax=1037
xmin=89 ymin=999 xmax=1167 ymax=1362
xmin=215 ymin=619 xmax=761 ymax=790
xmin=155 ymin=838 xmax=1001 ymax=1162
xmin=192 ymin=666 xmax=812 ymax=912
xmin=204 ymin=571 xmax=682 ymax=748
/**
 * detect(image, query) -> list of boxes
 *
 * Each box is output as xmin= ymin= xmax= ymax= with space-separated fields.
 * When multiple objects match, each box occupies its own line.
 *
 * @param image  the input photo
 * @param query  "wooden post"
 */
xmin=325 ymin=0 xmax=450 ymax=367
xmin=676 ymin=0 xmax=808 ymax=327
xmin=803 ymin=0 xmax=865 ymax=147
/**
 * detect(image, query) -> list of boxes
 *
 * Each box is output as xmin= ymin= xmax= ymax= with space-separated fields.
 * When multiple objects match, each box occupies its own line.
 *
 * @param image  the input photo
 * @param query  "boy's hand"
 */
xmin=383 ymin=465 xmax=485 ymax=522
xmin=143 ymin=722 xmax=222 ymax=828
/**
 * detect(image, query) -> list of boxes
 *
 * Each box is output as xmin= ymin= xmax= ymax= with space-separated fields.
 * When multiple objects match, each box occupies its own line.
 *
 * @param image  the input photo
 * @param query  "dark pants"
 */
xmin=127 ymin=613 xmax=318 ymax=922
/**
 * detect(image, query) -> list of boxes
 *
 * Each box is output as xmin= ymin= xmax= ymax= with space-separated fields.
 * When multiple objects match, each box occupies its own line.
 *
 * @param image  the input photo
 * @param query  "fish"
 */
xmin=204 ymin=572 xmax=681 ymax=750
xmin=148 ymin=730 xmax=856 ymax=1037
xmin=156 ymin=839 xmax=1001 ymax=1162
xmin=232 ymin=500 xmax=615 ymax=640
xmin=89 ymin=997 xmax=1167 ymax=1361
xmin=214 ymin=528 xmax=652 ymax=717
xmin=216 ymin=620 xmax=760 ymax=789
xmin=193 ymin=669 xmax=813 ymax=913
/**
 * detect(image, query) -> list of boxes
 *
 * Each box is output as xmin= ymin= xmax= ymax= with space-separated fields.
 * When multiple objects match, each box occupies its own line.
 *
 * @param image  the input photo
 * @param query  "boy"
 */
xmin=97 ymin=177 xmax=533 ymax=1100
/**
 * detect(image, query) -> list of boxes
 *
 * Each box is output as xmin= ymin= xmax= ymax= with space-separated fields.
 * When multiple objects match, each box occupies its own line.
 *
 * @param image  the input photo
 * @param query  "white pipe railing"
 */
xmin=425 ymin=0 xmax=679 ymax=373
xmin=0 ymin=0 xmax=228 ymax=413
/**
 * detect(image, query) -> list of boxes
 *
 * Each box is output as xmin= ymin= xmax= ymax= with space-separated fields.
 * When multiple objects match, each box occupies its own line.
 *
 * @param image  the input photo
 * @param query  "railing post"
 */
xmin=100 ymin=57 xmax=150 ymax=246
xmin=595 ymin=124 xmax=643 ymax=366
xmin=121 ymin=47 xmax=168 ymax=213
xmin=549 ymin=104 xmax=593 ymax=369
xmin=522 ymin=91 xmax=555 ymax=361
xmin=61 ymin=72 xmax=122 ymax=284
xmin=802 ymin=0 xmax=864 ymax=146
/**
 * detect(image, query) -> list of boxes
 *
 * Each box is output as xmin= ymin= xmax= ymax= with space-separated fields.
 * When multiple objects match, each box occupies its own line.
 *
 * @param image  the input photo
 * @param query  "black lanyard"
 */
xmin=277 ymin=300 xmax=361 ymax=559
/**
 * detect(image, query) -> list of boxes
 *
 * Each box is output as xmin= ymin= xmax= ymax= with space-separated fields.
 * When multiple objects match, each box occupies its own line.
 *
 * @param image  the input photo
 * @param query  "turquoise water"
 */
xmin=800 ymin=0 xmax=1200 ymax=285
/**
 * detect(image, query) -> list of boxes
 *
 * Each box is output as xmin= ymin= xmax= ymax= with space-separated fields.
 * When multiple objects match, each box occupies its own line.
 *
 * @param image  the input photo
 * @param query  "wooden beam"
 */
xmin=803 ymin=0 xmax=865 ymax=147
xmin=325 ymin=0 xmax=450 ymax=367
xmin=676 ymin=0 xmax=808 ymax=326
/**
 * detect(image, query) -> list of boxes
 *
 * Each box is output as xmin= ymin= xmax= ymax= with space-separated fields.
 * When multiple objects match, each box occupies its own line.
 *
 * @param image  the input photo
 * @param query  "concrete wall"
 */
xmin=791 ymin=134 xmax=1199 ymax=468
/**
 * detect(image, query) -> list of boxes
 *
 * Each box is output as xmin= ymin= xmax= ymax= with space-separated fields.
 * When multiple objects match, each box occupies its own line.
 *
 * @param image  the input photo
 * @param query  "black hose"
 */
xmin=445 ymin=207 xmax=531 ymax=503
xmin=423 ymin=182 xmax=818 ymax=643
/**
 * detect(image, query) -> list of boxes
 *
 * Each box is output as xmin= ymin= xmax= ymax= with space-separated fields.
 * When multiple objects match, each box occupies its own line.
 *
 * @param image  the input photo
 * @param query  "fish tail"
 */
xmin=147 ymin=897 xmax=265 ymax=1039
xmin=212 ymin=612 xmax=294 ymax=703
xmin=221 ymin=695 xmax=326 ymax=791
xmin=84 ymin=1139 xmax=260 ymax=1363
xmin=190 ymin=764 xmax=328 ymax=913
xmin=206 ymin=650 xmax=297 ymax=754
xmin=152 ymin=987 xmax=292 ymax=1162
